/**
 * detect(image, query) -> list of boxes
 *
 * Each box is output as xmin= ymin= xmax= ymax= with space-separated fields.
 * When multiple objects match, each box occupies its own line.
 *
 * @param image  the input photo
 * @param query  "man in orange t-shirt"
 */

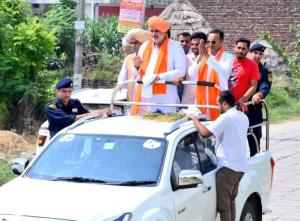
xmin=229 ymin=38 xmax=259 ymax=109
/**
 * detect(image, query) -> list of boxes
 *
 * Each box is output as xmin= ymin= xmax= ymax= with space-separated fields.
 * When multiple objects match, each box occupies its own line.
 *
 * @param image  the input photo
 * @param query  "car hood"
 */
xmin=0 ymin=177 xmax=159 ymax=220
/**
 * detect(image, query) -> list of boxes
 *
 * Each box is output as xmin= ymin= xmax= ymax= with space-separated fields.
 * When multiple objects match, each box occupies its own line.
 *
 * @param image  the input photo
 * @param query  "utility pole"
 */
xmin=90 ymin=0 xmax=95 ymax=20
xmin=73 ymin=0 xmax=85 ymax=90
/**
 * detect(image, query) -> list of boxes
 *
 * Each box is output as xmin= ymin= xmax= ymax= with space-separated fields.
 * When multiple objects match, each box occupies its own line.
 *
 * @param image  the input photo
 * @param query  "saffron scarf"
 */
xmin=131 ymin=37 xmax=169 ymax=115
xmin=196 ymin=47 xmax=225 ymax=120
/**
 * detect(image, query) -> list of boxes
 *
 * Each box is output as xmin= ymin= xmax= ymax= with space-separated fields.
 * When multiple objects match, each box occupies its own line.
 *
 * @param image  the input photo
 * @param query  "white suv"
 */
xmin=0 ymin=111 xmax=274 ymax=221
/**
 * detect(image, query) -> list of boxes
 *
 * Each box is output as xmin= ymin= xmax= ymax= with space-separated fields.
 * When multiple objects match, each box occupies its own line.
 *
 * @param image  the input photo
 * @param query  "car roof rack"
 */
xmin=110 ymin=80 xmax=221 ymax=112
xmin=163 ymin=114 xmax=209 ymax=136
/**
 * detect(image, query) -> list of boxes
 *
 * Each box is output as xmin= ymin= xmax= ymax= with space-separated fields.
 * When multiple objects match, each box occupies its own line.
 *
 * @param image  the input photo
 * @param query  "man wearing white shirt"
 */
xmin=187 ymin=90 xmax=248 ymax=221
xmin=131 ymin=16 xmax=186 ymax=115
xmin=182 ymin=32 xmax=207 ymax=104
xmin=176 ymin=32 xmax=191 ymax=102
xmin=117 ymin=28 xmax=152 ymax=102
xmin=188 ymin=29 xmax=233 ymax=120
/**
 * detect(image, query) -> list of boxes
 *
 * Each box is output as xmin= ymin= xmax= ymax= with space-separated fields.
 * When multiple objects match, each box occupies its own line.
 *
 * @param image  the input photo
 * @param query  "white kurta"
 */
xmin=137 ymin=39 xmax=186 ymax=113
xmin=181 ymin=53 xmax=198 ymax=104
xmin=117 ymin=54 xmax=139 ymax=115
xmin=117 ymin=54 xmax=139 ymax=86
xmin=188 ymin=51 xmax=234 ymax=91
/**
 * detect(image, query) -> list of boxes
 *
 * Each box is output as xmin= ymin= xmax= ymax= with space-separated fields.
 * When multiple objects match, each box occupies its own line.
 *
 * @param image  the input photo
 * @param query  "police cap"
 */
xmin=55 ymin=77 xmax=73 ymax=89
xmin=250 ymin=43 xmax=266 ymax=52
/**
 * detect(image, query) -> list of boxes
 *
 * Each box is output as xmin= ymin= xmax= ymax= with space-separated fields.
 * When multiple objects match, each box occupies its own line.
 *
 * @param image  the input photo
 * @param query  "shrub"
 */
xmin=83 ymin=53 xmax=123 ymax=87
xmin=42 ymin=0 xmax=77 ymax=64
xmin=84 ymin=16 xmax=123 ymax=56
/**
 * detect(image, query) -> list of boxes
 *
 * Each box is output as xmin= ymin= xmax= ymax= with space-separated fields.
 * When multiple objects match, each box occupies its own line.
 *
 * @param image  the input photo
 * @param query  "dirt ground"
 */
xmin=0 ymin=131 xmax=36 ymax=161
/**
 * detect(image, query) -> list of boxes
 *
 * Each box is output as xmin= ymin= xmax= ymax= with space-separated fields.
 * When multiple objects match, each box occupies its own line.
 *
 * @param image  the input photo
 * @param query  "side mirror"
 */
xmin=178 ymin=169 xmax=203 ymax=187
xmin=11 ymin=157 xmax=29 ymax=175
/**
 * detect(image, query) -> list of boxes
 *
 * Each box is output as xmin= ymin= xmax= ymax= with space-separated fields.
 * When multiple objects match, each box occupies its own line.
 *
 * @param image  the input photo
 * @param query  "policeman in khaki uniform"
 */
xmin=247 ymin=43 xmax=272 ymax=156
xmin=45 ymin=77 xmax=110 ymax=138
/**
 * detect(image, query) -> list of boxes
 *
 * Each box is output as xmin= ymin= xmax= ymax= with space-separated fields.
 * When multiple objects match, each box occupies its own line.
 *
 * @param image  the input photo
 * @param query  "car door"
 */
xmin=171 ymin=132 xmax=217 ymax=221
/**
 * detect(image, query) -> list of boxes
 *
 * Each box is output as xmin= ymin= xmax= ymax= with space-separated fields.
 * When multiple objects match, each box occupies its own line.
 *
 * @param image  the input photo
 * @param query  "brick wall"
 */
xmin=189 ymin=0 xmax=300 ymax=51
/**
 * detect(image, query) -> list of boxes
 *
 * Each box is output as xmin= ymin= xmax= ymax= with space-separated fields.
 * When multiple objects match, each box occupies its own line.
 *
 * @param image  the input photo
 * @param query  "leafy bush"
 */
xmin=259 ymin=31 xmax=288 ymax=61
xmin=42 ymin=0 xmax=77 ymax=64
xmin=260 ymin=27 xmax=300 ymax=100
xmin=267 ymin=86 xmax=291 ymax=108
xmin=0 ymin=0 xmax=57 ymax=132
xmin=83 ymin=53 xmax=123 ymax=87
xmin=84 ymin=16 xmax=123 ymax=56
xmin=0 ymin=101 xmax=7 ymax=128
xmin=288 ymin=25 xmax=300 ymax=76
xmin=260 ymin=28 xmax=300 ymax=121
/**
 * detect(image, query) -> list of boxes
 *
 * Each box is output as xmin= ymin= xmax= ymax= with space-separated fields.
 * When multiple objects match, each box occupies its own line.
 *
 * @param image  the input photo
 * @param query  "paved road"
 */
xmin=263 ymin=120 xmax=300 ymax=221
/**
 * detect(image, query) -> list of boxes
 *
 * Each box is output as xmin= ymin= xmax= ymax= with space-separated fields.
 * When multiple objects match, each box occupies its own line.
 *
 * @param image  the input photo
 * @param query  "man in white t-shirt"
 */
xmin=186 ymin=90 xmax=249 ymax=221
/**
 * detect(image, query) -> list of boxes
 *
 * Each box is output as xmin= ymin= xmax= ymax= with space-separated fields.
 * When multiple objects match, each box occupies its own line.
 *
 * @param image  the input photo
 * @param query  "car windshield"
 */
xmin=26 ymin=134 xmax=166 ymax=185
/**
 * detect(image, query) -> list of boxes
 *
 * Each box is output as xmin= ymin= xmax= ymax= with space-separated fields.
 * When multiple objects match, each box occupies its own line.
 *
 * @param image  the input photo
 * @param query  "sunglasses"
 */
xmin=206 ymin=40 xmax=219 ymax=45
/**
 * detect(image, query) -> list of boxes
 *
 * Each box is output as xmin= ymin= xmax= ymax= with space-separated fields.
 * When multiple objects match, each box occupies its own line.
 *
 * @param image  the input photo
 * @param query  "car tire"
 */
xmin=240 ymin=201 xmax=258 ymax=221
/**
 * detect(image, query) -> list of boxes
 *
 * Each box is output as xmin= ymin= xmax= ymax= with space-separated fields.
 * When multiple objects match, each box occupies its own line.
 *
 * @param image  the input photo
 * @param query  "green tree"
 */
xmin=43 ymin=0 xmax=77 ymax=64
xmin=84 ymin=16 xmax=123 ymax=56
xmin=0 ymin=0 xmax=57 ymax=133
xmin=289 ymin=25 xmax=300 ymax=76
xmin=260 ymin=29 xmax=300 ymax=99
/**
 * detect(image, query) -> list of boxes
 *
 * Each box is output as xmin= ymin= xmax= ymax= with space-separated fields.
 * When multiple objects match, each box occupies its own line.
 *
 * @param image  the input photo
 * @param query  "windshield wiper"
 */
xmin=117 ymin=180 xmax=157 ymax=186
xmin=52 ymin=176 xmax=107 ymax=183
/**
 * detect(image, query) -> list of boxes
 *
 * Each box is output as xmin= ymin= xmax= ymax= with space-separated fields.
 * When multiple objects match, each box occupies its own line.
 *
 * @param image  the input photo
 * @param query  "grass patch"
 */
xmin=0 ymin=160 xmax=16 ymax=186
xmin=267 ymin=76 xmax=300 ymax=123
xmin=269 ymin=102 xmax=300 ymax=123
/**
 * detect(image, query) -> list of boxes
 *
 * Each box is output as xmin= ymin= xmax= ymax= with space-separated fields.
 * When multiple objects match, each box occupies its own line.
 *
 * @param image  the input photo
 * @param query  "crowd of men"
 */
xmin=45 ymin=16 xmax=272 ymax=221
xmin=116 ymin=16 xmax=272 ymax=221
xmin=118 ymin=16 xmax=272 ymax=150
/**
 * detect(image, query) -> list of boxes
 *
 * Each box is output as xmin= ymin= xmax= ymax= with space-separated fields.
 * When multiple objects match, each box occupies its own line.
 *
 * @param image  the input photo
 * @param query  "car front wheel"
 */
xmin=240 ymin=201 xmax=258 ymax=221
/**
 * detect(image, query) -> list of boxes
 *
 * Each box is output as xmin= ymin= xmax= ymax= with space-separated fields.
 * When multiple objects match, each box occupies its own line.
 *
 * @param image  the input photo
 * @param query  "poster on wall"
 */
xmin=118 ymin=0 xmax=146 ymax=33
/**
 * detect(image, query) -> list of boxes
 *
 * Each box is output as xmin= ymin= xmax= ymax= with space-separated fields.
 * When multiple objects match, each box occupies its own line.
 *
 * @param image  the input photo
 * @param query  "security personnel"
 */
xmin=45 ymin=77 xmax=110 ymax=138
xmin=247 ymin=43 xmax=272 ymax=156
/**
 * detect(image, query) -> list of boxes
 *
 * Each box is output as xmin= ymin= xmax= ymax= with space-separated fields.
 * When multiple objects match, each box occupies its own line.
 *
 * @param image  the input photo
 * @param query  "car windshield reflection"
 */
xmin=26 ymin=134 xmax=166 ymax=185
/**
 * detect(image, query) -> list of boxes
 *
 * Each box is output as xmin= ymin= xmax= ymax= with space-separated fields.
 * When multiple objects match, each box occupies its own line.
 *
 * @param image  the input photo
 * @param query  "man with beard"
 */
xmin=117 ymin=28 xmax=152 ymax=102
xmin=186 ymin=90 xmax=248 ymax=221
xmin=181 ymin=32 xmax=208 ymax=104
xmin=131 ymin=16 xmax=186 ymax=115
xmin=188 ymin=29 xmax=233 ymax=120
xmin=188 ymin=32 xmax=208 ymax=61
xmin=177 ymin=32 xmax=191 ymax=55
xmin=229 ymin=38 xmax=259 ymax=110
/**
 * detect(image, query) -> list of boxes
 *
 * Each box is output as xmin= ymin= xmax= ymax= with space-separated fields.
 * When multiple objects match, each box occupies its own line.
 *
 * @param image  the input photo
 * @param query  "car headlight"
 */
xmin=104 ymin=213 xmax=132 ymax=221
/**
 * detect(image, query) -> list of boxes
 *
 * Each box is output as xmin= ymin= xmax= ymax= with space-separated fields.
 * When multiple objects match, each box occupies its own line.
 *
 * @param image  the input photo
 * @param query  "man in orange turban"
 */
xmin=131 ymin=16 xmax=186 ymax=115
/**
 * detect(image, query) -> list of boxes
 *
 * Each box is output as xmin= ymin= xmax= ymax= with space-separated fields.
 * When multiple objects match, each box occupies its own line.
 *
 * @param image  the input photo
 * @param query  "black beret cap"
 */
xmin=55 ymin=77 xmax=73 ymax=89
xmin=250 ymin=43 xmax=266 ymax=52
